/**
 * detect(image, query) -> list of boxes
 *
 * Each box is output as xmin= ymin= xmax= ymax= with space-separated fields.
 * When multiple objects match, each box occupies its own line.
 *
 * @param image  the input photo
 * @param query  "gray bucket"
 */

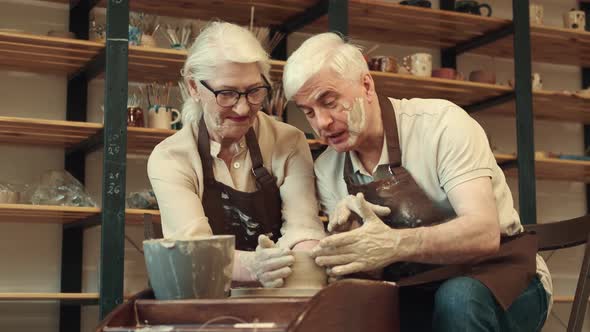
xmin=143 ymin=235 xmax=235 ymax=300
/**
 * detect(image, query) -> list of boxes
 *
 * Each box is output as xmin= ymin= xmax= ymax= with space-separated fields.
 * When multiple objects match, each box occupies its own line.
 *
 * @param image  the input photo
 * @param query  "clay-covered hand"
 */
xmin=327 ymin=194 xmax=391 ymax=233
xmin=244 ymin=234 xmax=295 ymax=288
xmin=313 ymin=193 xmax=419 ymax=277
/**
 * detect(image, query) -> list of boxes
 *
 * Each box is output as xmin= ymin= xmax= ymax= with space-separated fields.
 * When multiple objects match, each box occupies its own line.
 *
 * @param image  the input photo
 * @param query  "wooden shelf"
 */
xmin=308 ymin=1 xmax=509 ymax=50
xmin=2 ymin=32 xmax=587 ymax=123
xmin=486 ymin=90 xmax=590 ymax=124
xmin=372 ymin=71 xmax=511 ymax=108
xmin=0 ymin=32 xmax=102 ymax=77
xmin=127 ymin=126 xmax=175 ymax=154
xmin=0 ymin=204 xmax=99 ymax=224
xmin=126 ymin=208 xmax=161 ymax=225
xmin=495 ymin=153 xmax=590 ymax=183
xmin=0 ymin=204 xmax=161 ymax=225
xmin=0 ymin=292 xmax=99 ymax=301
xmin=475 ymin=25 xmax=590 ymax=67
xmin=0 ymin=116 xmax=101 ymax=148
xmin=39 ymin=1 xmax=590 ymax=68
xmin=0 ymin=116 xmax=177 ymax=154
xmin=47 ymin=0 xmax=316 ymax=27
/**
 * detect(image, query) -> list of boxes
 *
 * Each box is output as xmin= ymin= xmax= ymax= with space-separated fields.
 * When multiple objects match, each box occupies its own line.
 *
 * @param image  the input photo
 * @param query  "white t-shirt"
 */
xmin=314 ymin=97 xmax=552 ymax=306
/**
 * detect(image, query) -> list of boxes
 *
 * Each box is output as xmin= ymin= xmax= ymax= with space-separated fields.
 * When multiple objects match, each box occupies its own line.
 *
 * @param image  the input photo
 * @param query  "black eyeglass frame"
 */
xmin=199 ymin=75 xmax=272 ymax=107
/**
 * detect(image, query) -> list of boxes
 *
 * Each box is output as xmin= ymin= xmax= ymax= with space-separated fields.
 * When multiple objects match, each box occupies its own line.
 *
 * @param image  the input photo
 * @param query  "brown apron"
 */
xmin=197 ymin=117 xmax=283 ymax=251
xmin=343 ymin=96 xmax=538 ymax=309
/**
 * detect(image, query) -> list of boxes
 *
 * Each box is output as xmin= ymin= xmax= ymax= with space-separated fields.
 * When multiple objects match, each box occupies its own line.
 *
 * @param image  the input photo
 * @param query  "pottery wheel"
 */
xmin=230 ymin=287 xmax=321 ymax=298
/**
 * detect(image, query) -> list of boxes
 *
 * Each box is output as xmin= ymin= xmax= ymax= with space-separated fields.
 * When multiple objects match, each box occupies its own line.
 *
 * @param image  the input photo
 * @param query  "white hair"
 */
xmin=181 ymin=21 xmax=271 ymax=125
xmin=283 ymin=32 xmax=368 ymax=100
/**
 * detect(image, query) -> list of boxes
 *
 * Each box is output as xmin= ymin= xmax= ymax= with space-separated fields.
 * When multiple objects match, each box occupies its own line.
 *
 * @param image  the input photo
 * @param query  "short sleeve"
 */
xmin=436 ymin=107 xmax=495 ymax=193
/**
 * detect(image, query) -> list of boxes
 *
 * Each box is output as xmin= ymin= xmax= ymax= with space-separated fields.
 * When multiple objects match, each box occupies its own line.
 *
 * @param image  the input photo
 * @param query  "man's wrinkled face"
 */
xmin=293 ymin=70 xmax=370 ymax=152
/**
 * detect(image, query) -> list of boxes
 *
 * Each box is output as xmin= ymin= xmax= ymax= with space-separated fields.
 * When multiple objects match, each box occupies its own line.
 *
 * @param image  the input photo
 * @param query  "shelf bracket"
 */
xmin=66 ymin=128 xmax=105 ymax=157
xmin=274 ymin=0 xmax=328 ymax=35
xmin=64 ymin=213 xmax=102 ymax=230
xmin=61 ymin=297 xmax=100 ymax=306
xmin=444 ymin=23 xmax=513 ymax=57
xmin=69 ymin=48 xmax=106 ymax=83
xmin=464 ymin=92 xmax=515 ymax=114
xmin=498 ymin=159 xmax=518 ymax=170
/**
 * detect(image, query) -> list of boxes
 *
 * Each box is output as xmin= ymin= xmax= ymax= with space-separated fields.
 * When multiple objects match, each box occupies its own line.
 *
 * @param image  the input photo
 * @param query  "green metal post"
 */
xmin=99 ymin=0 xmax=129 ymax=319
xmin=512 ymin=0 xmax=536 ymax=224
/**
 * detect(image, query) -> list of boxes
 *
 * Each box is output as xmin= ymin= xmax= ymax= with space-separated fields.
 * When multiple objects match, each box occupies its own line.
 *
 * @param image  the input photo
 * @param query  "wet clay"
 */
xmin=283 ymin=251 xmax=327 ymax=289
xmin=346 ymin=98 xmax=367 ymax=146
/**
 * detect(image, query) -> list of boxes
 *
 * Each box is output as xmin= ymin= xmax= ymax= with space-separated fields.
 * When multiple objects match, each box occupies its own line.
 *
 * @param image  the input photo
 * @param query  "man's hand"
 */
xmin=313 ymin=193 xmax=420 ymax=277
xmin=327 ymin=194 xmax=391 ymax=233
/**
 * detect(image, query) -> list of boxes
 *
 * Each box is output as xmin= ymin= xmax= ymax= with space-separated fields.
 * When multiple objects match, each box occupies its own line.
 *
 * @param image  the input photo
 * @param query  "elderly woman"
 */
xmin=148 ymin=22 xmax=325 ymax=288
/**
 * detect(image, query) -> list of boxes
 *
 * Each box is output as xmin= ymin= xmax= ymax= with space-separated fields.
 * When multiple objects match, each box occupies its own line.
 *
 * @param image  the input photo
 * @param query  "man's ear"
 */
xmin=361 ymin=73 xmax=376 ymax=103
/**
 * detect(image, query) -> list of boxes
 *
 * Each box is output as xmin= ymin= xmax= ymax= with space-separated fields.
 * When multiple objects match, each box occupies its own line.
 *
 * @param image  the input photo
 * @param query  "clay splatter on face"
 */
xmin=346 ymin=97 xmax=366 ymax=145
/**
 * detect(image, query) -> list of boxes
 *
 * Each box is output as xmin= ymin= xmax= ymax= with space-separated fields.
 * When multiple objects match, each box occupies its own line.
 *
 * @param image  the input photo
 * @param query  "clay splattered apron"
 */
xmin=343 ymin=96 xmax=538 ymax=309
xmin=197 ymin=118 xmax=283 ymax=251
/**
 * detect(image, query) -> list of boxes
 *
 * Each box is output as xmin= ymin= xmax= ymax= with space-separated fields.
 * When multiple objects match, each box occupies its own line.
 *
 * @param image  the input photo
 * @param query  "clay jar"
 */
xmin=127 ymin=106 xmax=145 ymax=127
xmin=283 ymin=251 xmax=327 ymax=289
xmin=469 ymin=70 xmax=496 ymax=84
xmin=432 ymin=68 xmax=463 ymax=80
xmin=368 ymin=56 xmax=398 ymax=73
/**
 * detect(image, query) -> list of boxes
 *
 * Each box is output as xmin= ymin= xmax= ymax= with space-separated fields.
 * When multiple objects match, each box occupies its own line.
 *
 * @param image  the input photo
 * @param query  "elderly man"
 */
xmin=283 ymin=32 xmax=551 ymax=331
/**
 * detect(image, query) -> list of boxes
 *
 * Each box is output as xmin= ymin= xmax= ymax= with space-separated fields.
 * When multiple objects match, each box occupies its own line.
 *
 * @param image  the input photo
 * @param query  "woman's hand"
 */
xmin=240 ymin=235 xmax=295 ymax=288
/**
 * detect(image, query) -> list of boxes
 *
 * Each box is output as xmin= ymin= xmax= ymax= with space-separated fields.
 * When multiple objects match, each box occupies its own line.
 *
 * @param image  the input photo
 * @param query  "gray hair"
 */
xmin=181 ymin=21 xmax=271 ymax=124
xmin=283 ymin=32 xmax=368 ymax=100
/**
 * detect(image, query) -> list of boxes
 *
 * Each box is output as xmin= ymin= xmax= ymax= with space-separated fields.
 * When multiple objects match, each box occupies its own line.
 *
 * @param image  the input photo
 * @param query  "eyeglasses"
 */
xmin=199 ymin=76 xmax=271 ymax=107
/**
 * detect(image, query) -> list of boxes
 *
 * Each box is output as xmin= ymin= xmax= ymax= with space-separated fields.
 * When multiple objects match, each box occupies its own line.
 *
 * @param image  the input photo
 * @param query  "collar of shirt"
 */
xmin=349 ymin=134 xmax=389 ymax=178
xmin=209 ymin=136 xmax=248 ymax=159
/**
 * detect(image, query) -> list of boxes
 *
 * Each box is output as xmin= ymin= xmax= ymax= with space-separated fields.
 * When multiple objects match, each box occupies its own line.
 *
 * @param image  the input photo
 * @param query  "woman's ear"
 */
xmin=188 ymin=80 xmax=200 ymax=101
xmin=361 ymin=73 xmax=376 ymax=103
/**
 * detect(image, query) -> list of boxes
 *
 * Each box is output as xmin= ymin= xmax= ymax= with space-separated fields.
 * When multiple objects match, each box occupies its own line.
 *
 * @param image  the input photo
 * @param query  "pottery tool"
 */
xmin=248 ymin=6 xmax=286 ymax=54
xmin=159 ymin=23 xmax=192 ymax=49
xmin=143 ymin=82 xmax=174 ymax=107
xmin=130 ymin=12 xmax=159 ymax=35
xmin=267 ymin=80 xmax=287 ymax=119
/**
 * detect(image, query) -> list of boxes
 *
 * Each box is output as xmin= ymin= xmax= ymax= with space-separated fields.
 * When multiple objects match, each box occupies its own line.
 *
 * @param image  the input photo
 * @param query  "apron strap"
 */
xmin=378 ymin=96 xmax=401 ymax=167
xmin=245 ymin=129 xmax=277 ymax=189
xmin=343 ymin=96 xmax=401 ymax=184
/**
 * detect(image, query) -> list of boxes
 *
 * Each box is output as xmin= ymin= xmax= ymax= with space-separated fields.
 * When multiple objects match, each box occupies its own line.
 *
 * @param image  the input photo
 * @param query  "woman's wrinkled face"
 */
xmin=192 ymin=62 xmax=265 ymax=144
xmin=293 ymin=70 xmax=371 ymax=152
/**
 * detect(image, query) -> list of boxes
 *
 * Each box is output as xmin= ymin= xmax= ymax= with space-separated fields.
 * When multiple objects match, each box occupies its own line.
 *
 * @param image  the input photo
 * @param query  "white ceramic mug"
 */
xmin=148 ymin=106 xmax=181 ymax=129
xmin=402 ymin=53 xmax=432 ymax=77
xmin=529 ymin=4 xmax=543 ymax=25
xmin=508 ymin=73 xmax=542 ymax=90
xmin=532 ymin=73 xmax=543 ymax=90
xmin=564 ymin=10 xmax=586 ymax=30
